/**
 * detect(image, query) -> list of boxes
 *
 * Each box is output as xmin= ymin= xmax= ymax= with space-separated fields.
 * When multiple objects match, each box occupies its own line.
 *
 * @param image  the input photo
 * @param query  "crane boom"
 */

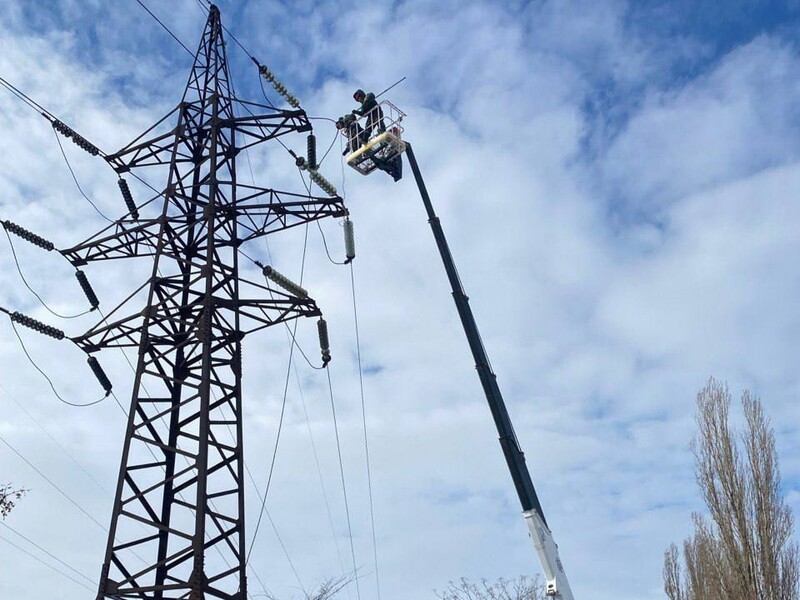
xmin=405 ymin=144 xmax=574 ymax=599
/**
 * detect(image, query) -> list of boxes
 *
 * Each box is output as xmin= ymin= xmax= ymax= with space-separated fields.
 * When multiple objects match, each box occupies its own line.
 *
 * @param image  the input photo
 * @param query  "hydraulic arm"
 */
xmin=405 ymin=144 xmax=574 ymax=599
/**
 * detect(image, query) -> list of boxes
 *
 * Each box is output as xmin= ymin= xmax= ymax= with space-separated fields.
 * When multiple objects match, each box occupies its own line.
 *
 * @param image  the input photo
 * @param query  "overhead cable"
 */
xmin=0 ymin=433 xmax=107 ymax=531
xmin=350 ymin=262 xmax=381 ymax=600
xmin=51 ymin=127 xmax=114 ymax=223
xmin=3 ymin=227 xmax=93 ymax=319
xmin=246 ymin=224 xmax=311 ymax=566
xmin=326 ymin=367 xmax=362 ymax=600
xmin=0 ymin=381 xmax=111 ymax=496
xmin=1 ymin=522 xmax=98 ymax=588
xmin=0 ymin=76 xmax=54 ymax=118
xmin=2 ymin=316 xmax=107 ymax=407
xmin=0 ymin=533 xmax=95 ymax=593
xmin=133 ymin=0 xmax=194 ymax=57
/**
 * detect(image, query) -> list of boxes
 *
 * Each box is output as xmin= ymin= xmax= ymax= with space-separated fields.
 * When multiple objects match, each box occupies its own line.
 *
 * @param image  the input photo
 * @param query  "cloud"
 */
xmin=3 ymin=2 xmax=800 ymax=600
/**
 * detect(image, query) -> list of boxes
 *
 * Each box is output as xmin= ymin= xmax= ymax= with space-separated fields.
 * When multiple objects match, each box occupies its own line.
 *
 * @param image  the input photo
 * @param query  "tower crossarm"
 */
xmin=105 ymin=107 xmax=311 ymax=173
xmin=225 ymin=110 xmax=311 ymax=152
xmin=71 ymin=276 xmax=323 ymax=352
xmin=233 ymin=185 xmax=347 ymax=242
xmin=103 ymin=105 xmax=182 ymax=173
xmin=60 ymin=217 xmax=167 ymax=266
xmin=231 ymin=278 xmax=322 ymax=335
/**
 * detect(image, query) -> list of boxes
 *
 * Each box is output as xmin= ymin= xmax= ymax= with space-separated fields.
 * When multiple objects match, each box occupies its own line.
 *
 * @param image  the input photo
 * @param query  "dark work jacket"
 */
xmin=356 ymin=92 xmax=384 ymax=134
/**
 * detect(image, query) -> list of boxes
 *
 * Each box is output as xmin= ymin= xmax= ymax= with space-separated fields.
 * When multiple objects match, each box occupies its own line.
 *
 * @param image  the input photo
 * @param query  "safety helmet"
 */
xmin=353 ymin=89 xmax=365 ymax=102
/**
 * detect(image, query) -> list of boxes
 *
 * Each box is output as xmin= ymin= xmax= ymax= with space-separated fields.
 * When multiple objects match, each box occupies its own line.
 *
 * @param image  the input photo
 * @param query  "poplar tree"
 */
xmin=664 ymin=379 xmax=799 ymax=600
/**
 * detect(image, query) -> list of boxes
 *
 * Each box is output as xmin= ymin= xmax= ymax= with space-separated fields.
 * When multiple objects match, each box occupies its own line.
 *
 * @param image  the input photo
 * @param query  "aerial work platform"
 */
xmin=340 ymin=100 xmax=406 ymax=176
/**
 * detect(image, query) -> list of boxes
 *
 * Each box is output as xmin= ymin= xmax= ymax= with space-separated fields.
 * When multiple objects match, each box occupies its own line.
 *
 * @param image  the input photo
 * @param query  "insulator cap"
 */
xmin=117 ymin=178 xmax=139 ymax=220
xmin=262 ymin=265 xmax=308 ymax=298
xmin=2 ymin=220 xmax=54 ymax=251
xmin=87 ymin=356 xmax=112 ymax=396
xmin=318 ymin=318 xmax=331 ymax=366
xmin=308 ymin=169 xmax=338 ymax=197
xmin=307 ymin=134 xmax=317 ymax=171
xmin=52 ymin=119 xmax=100 ymax=156
xmin=9 ymin=311 xmax=65 ymax=340
xmin=344 ymin=218 xmax=355 ymax=262
xmin=75 ymin=270 xmax=99 ymax=309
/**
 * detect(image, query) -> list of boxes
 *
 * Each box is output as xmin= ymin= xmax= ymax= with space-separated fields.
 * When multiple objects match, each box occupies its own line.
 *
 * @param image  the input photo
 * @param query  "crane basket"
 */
xmin=340 ymin=100 xmax=406 ymax=175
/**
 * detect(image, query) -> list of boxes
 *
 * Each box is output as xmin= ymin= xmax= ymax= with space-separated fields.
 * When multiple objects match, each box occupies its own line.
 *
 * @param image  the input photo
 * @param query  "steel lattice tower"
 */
xmin=56 ymin=7 xmax=345 ymax=599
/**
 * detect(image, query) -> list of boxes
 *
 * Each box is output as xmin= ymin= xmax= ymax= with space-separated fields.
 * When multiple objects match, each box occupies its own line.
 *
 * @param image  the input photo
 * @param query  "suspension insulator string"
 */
xmin=307 ymin=134 xmax=317 ymax=171
xmin=51 ymin=119 xmax=100 ymax=156
xmin=261 ymin=265 xmax=308 ymax=298
xmin=1 ymin=307 xmax=65 ymax=340
xmin=87 ymin=356 xmax=113 ymax=397
xmin=2 ymin=220 xmax=54 ymax=251
xmin=317 ymin=318 xmax=331 ymax=366
xmin=293 ymin=148 xmax=340 ymax=197
xmin=306 ymin=168 xmax=338 ymax=197
xmin=117 ymin=178 xmax=139 ymax=221
xmin=343 ymin=218 xmax=355 ymax=264
xmin=74 ymin=270 xmax=100 ymax=310
xmin=256 ymin=62 xmax=301 ymax=109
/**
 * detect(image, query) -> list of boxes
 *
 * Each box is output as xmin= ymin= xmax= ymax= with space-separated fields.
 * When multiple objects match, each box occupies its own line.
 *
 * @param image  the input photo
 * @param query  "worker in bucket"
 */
xmin=352 ymin=89 xmax=385 ymax=137
xmin=336 ymin=113 xmax=368 ymax=156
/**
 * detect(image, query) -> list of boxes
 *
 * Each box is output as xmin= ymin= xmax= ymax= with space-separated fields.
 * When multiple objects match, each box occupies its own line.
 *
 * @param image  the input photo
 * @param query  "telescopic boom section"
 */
xmin=405 ymin=144 xmax=574 ymax=599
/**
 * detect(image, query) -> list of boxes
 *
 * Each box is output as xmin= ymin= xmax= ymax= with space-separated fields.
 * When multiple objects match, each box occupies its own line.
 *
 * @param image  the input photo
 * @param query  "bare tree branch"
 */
xmin=436 ymin=576 xmax=546 ymax=600
xmin=0 ymin=483 xmax=27 ymax=519
xmin=663 ymin=378 xmax=799 ymax=599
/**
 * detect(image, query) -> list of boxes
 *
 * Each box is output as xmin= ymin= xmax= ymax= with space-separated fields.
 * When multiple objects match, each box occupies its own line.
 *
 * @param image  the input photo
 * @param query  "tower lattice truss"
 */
xmin=53 ymin=7 xmax=345 ymax=599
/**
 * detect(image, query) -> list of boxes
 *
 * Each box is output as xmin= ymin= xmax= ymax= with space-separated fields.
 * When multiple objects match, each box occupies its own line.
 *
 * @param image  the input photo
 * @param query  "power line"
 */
xmin=3 ymin=227 xmax=94 ymax=319
xmin=318 ymin=126 xmax=341 ymax=167
xmin=0 ymin=533 xmax=96 ymax=593
xmin=51 ymin=127 xmax=114 ymax=223
xmin=0 ymin=392 xmax=151 ymax=572
xmin=316 ymin=220 xmax=346 ymax=266
xmin=0 ymin=76 xmax=54 ymax=118
xmin=0 ymin=432 xmax=107 ymax=531
xmin=294 ymin=360 xmax=351 ymax=586
xmin=245 ymin=307 xmax=297 ymax=566
xmin=8 ymin=320 xmax=107 ymax=408
xmin=0 ymin=382 xmax=111 ymax=496
xmin=326 ymin=367 xmax=362 ymax=600
xmin=350 ymin=262 xmax=381 ymax=600
xmin=245 ymin=224 xmax=312 ymax=566
xmin=1 ymin=521 xmax=98 ymax=587
xmin=133 ymin=0 xmax=194 ymax=57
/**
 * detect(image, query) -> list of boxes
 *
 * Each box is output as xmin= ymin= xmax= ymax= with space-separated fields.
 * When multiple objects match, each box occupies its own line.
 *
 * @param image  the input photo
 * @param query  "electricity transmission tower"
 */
xmin=51 ymin=7 xmax=345 ymax=599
